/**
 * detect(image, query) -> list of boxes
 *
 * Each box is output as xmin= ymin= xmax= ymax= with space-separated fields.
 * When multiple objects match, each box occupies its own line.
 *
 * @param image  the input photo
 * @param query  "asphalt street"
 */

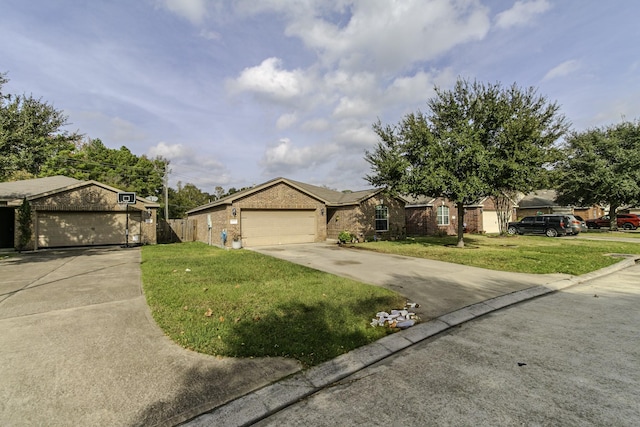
xmin=252 ymin=262 xmax=640 ymax=427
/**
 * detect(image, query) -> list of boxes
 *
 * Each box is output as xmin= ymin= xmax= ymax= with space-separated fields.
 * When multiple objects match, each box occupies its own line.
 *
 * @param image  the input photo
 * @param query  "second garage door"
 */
xmin=241 ymin=210 xmax=317 ymax=246
xmin=37 ymin=211 xmax=140 ymax=248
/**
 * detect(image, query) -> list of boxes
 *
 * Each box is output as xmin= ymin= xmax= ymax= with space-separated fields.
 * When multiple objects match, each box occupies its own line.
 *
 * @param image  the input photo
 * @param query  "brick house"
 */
xmin=404 ymin=196 xmax=506 ymax=236
xmin=516 ymin=189 xmax=604 ymax=220
xmin=186 ymin=177 xmax=406 ymax=248
xmin=0 ymin=176 xmax=159 ymax=250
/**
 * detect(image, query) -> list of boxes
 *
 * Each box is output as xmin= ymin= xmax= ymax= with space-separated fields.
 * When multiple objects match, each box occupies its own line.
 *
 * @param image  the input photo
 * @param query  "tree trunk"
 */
xmin=610 ymin=204 xmax=619 ymax=231
xmin=492 ymin=191 xmax=517 ymax=235
xmin=457 ymin=203 xmax=465 ymax=248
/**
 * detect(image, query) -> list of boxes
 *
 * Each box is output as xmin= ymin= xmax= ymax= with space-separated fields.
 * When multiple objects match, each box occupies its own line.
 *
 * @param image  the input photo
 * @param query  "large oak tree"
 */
xmin=555 ymin=120 xmax=640 ymax=230
xmin=366 ymin=78 xmax=567 ymax=247
xmin=0 ymin=72 xmax=82 ymax=181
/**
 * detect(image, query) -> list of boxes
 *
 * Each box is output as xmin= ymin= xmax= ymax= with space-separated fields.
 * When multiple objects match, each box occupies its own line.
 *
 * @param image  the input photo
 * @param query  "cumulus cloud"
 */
xmin=495 ymin=0 xmax=551 ymax=29
xmin=226 ymin=57 xmax=309 ymax=103
xmin=148 ymin=141 xmax=225 ymax=170
xmin=260 ymin=138 xmax=339 ymax=175
xmin=543 ymin=59 xmax=581 ymax=81
xmin=147 ymin=141 xmax=231 ymax=190
xmin=276 ymin=112 xmax=298 ymax=130
xmin=277 ymin=0 xmax=491 ymax=73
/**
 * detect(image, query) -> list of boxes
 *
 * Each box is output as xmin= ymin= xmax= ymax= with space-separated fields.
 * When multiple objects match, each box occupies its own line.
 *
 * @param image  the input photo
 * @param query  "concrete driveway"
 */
xmin=0 ymin=247 xmax=299 ymax=427
xmin=252 ymin=243 xmax=573 ymax=321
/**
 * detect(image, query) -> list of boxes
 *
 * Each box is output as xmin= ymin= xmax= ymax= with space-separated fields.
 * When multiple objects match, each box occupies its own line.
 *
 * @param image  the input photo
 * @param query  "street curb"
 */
xmin=182 ymin=255 xmax=639 ymax=427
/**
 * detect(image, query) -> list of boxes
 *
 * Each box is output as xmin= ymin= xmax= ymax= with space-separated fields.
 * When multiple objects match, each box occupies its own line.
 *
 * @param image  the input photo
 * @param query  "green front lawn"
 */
xmin=352 ymin=235 xmax=640 ymax=276
xmin=141 ymin=242 xmax=406 ymax=367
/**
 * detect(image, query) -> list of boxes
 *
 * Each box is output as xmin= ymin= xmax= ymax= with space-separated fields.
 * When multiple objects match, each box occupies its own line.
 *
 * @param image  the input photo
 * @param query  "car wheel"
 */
xmin=623 ymin=223 xmax=635 ymax=230
xmin=507 ymin=226 xmax=518 ymax=235
xmin=545 ymin=228 xmax=558 ymax=237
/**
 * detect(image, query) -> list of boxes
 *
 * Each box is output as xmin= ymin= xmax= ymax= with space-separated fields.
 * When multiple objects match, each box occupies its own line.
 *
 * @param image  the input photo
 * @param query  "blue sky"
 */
xmin=2 ymin=0 xmax=639 ymax=193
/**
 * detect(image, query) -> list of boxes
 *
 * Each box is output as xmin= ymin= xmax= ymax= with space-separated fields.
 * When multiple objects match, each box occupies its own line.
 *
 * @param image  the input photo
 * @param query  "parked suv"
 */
xmin=507 ymin=215 xmax=571 ymax=237
xmin=586 ymin=214 xmax=640 ymax=230
xmin=562 ymin=214 xmax=584 ymax=235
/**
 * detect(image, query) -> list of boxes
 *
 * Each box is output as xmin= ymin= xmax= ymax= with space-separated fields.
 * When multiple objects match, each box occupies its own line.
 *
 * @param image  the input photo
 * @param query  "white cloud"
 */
xmin=148 ymin=142 xmax=190 ymax=159
xmin=147 ymin=141 xmax=231 ymax=190
xmin=276 ymin=112 xmax=298 ymax=130
xmin=158 ymin=0 xmax=208 ymax=25
xmin=260 ymin=138 xmax=339 ymax=175
xmin=226 ymin=57 xmax=309 ymax=103
xmin=321 ymin=2 xmax=486 ymax=72
xmin=333 ymin=96 xmax=373 ymax=118
xmin=495 ymin=0 xmax=551 ymax=30
xmin=235 ymin=1 xmax=491 ymax=74
xmin=543 ymin=59 xmax=581 ymax=81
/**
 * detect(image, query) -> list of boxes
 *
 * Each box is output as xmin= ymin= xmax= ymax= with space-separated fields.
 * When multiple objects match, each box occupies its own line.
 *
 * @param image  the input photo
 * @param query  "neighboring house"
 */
xmin=0 ymin=176 xmax=159 ymax=250
xmin=186 ymin=177 xmax=406 ymax=248
xmin=516 ymin=189 xmax=604 ymax=220
xmin=404 ymin=196 xmax=505 ymax=236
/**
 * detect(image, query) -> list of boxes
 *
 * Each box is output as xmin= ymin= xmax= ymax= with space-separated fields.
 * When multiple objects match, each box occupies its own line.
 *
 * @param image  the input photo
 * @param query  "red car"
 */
xmin=585 ymin=214 xmax=640 ymax=230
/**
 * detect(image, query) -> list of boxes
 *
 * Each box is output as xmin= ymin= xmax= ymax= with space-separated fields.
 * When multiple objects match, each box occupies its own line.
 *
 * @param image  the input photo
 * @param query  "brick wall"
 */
xmin=189 ymin=182 xmax=327 ymax=247
xmin=405 ymin=199 xmax=482 ymax=236
xmin=328 ymin=195 xmax=405 ymax=241
xmin=14 ymin=184 xmax=158 ymax=250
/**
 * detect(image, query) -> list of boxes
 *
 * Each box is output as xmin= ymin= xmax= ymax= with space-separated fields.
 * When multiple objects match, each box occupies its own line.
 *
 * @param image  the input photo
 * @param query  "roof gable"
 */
xmin=0 ymin=176 xmax=159 ymax=207
xmin=186 ymin=177 xmax=387 ymax=215
xmin=518 ymin=189 xmax=559 ymax=208
xmin=0 ymin=176 xmax=82 ymax=200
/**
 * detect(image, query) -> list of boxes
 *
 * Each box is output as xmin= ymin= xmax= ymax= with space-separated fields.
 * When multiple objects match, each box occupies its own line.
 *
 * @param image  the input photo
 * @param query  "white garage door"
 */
xmin=241 ymin=210 xmax=316 ymax=246
xmin=482 ymin=211 xmax=500 ymax=234
xmin=38 ymin=212 xmax=140 ymax=248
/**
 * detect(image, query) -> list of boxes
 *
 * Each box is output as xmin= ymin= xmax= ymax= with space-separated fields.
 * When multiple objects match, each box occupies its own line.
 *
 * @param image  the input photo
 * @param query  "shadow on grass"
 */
xmin=222 ymin=295 xmax=399 ymax=367
xmin=133 ymin=295 xmax=402 ymax=426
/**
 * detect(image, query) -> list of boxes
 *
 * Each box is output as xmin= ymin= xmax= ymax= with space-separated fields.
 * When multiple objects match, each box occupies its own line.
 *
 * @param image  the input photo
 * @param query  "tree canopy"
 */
xmin=41 ymin=137 xmax=166 ymax=199
xmin=366 ymin=78 xmax=568 ymax=246
xmin=167 ymin=182 xmax=213 ymax=218
xmin=555 ymin=120 xmax=640 ymax=230
xmin=0 ymin=72 xmax=82 ymax=181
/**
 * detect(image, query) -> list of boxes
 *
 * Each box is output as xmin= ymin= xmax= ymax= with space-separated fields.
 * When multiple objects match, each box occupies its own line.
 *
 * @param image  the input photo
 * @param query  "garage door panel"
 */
xmin=38 ymin=212 xmax=140 ymax=248
xmin=241 ymin=210 xmax=316 ymax=246
xmin=482 ymin=211 xmax=500 ymax=234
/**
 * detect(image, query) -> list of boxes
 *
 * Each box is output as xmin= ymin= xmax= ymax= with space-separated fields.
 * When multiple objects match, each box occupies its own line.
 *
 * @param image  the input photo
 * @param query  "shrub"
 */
xmin=338 ymin=230 xmax=352 ymax=243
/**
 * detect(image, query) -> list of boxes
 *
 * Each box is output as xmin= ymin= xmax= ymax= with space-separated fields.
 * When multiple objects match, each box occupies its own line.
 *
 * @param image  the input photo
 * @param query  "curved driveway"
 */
xmin=0 ymin=248 xmax=299 ymax=427
xmin=253 ymin=243 xmax=572 ymax=321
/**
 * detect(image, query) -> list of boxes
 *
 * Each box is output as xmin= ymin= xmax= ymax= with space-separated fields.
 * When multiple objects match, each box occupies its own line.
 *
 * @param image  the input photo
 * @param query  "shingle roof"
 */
xmin=0 ymin=176 xmax=160 ymax=207
xmin=518 ymin=189 xmax=559 ymax=208
xmin=0 ymin=176 xmax=82 ymax=200
xmin=186 ymin=177 xmax=386 ymax=214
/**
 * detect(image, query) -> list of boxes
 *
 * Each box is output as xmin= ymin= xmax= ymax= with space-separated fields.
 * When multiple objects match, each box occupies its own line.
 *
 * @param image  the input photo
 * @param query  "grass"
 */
xmin=350 ymin=234 xmax=640 ymax=276
xmin=141 ymin=242 xmax=406 ymax=367
xmin=582 ymin=230 xmax=640 ymax=238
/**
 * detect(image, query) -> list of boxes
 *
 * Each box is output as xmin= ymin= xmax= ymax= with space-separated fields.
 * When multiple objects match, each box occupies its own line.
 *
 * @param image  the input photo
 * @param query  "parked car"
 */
xmin=573 ymin=215 xmax=589 ymax=232
xmin=507 ymin=215 xmax=572 ymax=237
xmin=585 ymin=214 xmax=640 ymax=230
xmin=559 ymin=214 xmax=584 ymax=235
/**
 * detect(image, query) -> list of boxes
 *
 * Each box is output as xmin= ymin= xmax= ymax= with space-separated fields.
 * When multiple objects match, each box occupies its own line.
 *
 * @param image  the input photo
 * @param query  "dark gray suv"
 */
xmin=507 ymin=215 xmax=571 ymax=237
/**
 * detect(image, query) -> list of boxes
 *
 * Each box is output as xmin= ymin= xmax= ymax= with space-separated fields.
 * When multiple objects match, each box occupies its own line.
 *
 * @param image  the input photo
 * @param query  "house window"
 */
xmin=437 ymin=205 xmax=450 ymax=226
xmin=375 ymin=205 xmax=389 ymax=231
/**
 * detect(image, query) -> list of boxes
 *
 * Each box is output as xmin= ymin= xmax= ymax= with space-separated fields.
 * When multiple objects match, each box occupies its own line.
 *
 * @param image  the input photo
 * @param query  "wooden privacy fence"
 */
xmin=157 ymin=219 xmax=197 ymax=243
